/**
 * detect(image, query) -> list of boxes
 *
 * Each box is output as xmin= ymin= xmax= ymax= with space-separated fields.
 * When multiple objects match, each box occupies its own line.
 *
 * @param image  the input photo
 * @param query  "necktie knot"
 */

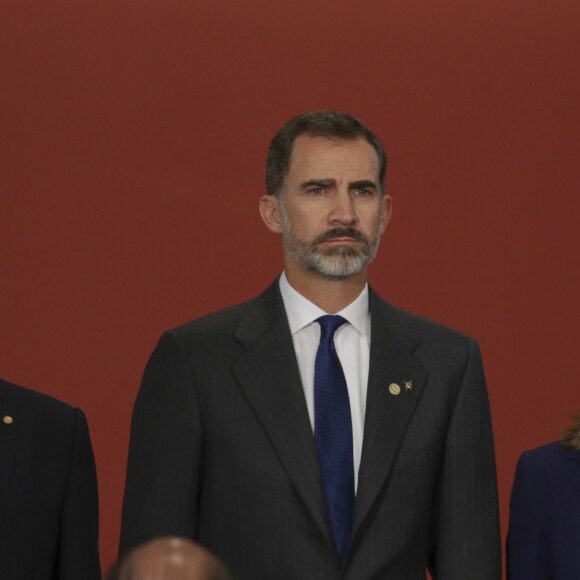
xmin=317 ymin=315 xmax=347 ymax=341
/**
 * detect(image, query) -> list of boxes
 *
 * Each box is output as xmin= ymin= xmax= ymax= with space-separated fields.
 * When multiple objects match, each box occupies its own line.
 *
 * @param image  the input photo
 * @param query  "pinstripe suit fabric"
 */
xmin=120 ymin=280 xmax=501 ymax=579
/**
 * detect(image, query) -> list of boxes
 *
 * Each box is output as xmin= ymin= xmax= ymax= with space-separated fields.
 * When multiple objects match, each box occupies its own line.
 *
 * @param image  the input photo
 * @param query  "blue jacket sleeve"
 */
xmin=507 ymin=451 xmax=544 ymax=580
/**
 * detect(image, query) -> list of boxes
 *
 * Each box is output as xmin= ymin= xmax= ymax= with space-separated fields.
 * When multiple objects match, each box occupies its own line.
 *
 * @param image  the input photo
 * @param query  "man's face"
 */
xmin=275 ymin=135 xmax=391 ymax=280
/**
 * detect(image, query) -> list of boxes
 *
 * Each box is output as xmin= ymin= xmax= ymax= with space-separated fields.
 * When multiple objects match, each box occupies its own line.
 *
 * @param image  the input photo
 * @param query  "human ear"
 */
xmin=379 ymin=194 xmax=393 ymax=234
xmin=259 ymin=194 xmax=283 ymax=234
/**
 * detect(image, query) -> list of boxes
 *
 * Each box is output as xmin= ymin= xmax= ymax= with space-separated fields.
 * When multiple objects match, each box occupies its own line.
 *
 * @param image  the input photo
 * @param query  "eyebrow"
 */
xmin=350 ymin=180 xmax=378 ymax=191
xmin=300 ymin=179 xmax=336 ymax=190
xmin=299 ymin=179 xmax=378 ymax=191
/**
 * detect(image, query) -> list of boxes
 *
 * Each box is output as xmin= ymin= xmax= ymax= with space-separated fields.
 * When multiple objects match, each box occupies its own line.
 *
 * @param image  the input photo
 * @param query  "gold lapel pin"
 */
xmin=402 ymin=380 xmax=414 ymax=392
xmin=388 ymin=383 xmax=401 ymax=396
xmin=3 ymin=416 xmax=14 ymax=425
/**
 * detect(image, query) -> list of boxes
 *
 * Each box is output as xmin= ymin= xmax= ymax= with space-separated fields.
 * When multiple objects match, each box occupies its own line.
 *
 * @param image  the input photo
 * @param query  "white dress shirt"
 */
xmin=279 ymin=272 xmax=370 ymax=492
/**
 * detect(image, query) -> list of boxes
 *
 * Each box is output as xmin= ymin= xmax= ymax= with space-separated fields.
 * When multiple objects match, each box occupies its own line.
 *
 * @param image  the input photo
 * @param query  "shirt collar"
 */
xmin=279 ymin=272 xmax=370 ymax=338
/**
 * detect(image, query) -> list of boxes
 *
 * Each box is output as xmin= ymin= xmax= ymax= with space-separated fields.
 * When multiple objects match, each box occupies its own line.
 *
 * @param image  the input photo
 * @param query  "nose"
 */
xmin=329 ymin=191 xmax=358 ymax=225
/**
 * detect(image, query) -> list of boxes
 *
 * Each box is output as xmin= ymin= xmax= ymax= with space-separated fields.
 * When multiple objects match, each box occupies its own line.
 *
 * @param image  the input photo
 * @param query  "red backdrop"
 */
xmin=2 ymin=0 xmax=579 ymax=573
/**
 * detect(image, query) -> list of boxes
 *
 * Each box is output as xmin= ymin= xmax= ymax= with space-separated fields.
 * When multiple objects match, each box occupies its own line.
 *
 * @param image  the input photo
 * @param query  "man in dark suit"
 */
xmin=120 ymin=110 xmax=501 ymax=579
xmin=507 ymin=411 xmax=580 ymax=580
xmin=0 ymin=378 xmax=101 ymax=579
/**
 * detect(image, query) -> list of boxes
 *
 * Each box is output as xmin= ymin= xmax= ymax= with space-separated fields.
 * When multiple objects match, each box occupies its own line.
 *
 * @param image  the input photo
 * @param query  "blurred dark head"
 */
xmin=108 ymin=537 xmax=234 ymax=580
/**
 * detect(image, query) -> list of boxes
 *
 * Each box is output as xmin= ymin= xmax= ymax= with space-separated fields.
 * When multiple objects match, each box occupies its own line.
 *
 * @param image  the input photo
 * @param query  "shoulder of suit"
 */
xmin=0 ymin=378 xmax=79 ymax=424
xmin=521 ymin=440 xmax=571 ymax=462
xmin=166 ymin=295 xmax=259 ymax=340
xmin=370 ymin=291 xmax=475 ymax=346
xmin=165 ymin=281 xmax=281 ymax=343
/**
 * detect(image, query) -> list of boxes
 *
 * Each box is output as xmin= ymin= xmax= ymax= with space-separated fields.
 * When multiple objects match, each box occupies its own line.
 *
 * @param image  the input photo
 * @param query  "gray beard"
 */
xmin=279 ymin=206 xmax=381 ymax=280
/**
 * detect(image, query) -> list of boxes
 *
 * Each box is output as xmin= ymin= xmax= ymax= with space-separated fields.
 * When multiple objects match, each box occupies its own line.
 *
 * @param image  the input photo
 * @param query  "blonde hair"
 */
xmin=562 ymin=409 xmax=580 ymax=450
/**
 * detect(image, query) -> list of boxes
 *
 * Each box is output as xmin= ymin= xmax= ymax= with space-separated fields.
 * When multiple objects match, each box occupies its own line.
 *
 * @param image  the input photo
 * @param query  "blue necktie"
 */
xmin=314 ymin=315 xmax=355 ymax=562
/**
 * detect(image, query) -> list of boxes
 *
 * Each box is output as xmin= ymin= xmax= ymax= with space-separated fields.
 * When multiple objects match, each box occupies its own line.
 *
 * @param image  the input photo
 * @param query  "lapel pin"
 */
xmin=3 ymin=416 xmax=13 ymax=425
xmin=388 ymin=383 xmax=401 ymax=396
xmin=402 ymin=380 xmax=414 ymax=392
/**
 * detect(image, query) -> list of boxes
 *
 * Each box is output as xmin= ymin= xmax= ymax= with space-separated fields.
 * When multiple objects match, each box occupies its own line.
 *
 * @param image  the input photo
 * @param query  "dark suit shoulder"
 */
xmin=400 ymin=304 xmax=471 ymax=340
xmin=519 ymin=440 xmax=575 ymax=470
xmin=370 ymin=291 xmax=474 ymax=351
xmin=145 ymin=295 xmax=266 ymax=372
xmin=0 ymin=378 xmax=79 ymax=424
xmin=0 ymin=378 xmax=87 ymax=466
xmin=165 ymin=281 xmax=283 ymax=351
xmin=170 ymin=297 xmax=256 ymax=338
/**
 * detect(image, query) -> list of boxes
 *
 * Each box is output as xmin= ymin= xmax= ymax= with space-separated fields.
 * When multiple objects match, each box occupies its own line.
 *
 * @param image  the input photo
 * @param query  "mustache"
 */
xmin=312 ymin=228 xmax=369 ymax=246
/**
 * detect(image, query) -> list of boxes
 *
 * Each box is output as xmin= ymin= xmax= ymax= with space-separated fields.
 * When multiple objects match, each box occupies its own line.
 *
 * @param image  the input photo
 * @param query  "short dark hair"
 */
xmin=265 ymin=110 xmax=387 ymax=196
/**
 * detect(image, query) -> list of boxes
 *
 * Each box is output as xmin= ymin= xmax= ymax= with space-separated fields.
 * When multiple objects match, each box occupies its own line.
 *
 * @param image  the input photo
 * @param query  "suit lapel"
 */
xmin=232 ymin=282 xmax=332 ymax=546
xmin=230 ymin=283 xmax=431 ymax=549
xmin=0 ymin=382 xmax=18 ymax=525
xmin=353 ymin=291 xmax=428 ymax=537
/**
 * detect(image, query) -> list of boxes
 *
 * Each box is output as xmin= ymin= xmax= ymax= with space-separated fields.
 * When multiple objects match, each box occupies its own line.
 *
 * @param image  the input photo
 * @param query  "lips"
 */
xmin=323 ymin=237 xmax=358 ymax=244
xmin=313 ymin=228 xmax=369 ymax=246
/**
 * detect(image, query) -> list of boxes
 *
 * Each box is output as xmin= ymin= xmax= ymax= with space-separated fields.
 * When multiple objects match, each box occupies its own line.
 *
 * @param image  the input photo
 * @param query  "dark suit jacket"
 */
xmin=507 ymin=441 xmax=580 ymax=580
xmin=0 ymin=379 xmax=101 ymax=580
xmin=120 ymin=281 xmax=501 ymax=579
